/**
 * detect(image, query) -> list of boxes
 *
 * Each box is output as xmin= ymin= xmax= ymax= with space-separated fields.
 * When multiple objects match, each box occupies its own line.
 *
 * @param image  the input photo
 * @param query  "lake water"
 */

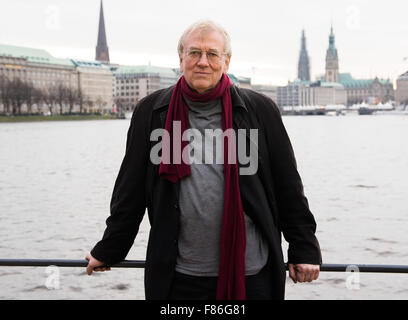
xmin=0 ymin=113 xmax=407 ymax=300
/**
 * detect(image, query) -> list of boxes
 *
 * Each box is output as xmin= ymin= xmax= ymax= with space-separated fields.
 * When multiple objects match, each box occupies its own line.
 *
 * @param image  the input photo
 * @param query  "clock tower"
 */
xmin=325 ymin=26 xmax=339 ymax=82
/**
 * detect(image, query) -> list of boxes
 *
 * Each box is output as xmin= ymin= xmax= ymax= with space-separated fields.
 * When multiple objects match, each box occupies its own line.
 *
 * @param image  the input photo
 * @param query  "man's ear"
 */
xmin=223 ymin=55 xmax=231 ymax=73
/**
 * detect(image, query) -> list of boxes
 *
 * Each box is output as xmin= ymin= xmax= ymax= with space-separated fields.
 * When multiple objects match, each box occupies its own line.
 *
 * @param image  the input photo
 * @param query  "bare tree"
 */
xmin=9 ymin=78 xmax=25 ymax=115
xmin=85 ymin=98 xmax=94 ymax=114
xmin=0 ymin=76 xmax=12 ymax=115
xmin=56 ymin=83 xmax=69 ymax=115
xmin=114 ymin=96 xmax=124 ymax=114
xmin=95 ymin=96 xmax=103 ymax=114
xmin=43 ymin=87 xmax=58 ymax=115
xmin=66 ymin=87 xmax=79 ymax=114
xmin=22 ymin=81 xmax=35 ymax=114
xmin=77 ymin=87 xmax=85 ymax=114
xmin=32 ymin=88 xmax=45 ymax=114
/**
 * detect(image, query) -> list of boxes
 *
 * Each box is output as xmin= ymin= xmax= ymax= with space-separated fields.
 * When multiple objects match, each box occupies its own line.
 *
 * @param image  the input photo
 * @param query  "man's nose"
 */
xmin=197 ymin=52 xmax=210 ymax=66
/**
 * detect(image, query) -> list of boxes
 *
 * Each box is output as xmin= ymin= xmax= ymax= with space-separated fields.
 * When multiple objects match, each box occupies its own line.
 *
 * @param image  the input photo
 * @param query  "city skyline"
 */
xmin=1 ymin=0 xmax=407 ymax=86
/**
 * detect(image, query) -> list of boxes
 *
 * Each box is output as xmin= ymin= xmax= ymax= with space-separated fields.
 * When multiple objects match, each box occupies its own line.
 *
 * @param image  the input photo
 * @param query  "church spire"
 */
xmin=298 ymin=29 xmax=311 ymax=81
xmin=95 ymin=0 xmax=110 ymax=63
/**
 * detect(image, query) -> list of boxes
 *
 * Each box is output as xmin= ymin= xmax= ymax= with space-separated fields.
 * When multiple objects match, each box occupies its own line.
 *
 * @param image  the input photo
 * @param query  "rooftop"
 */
xmin=0 ymin=43 xmax=74 ymax=67
xmin=338 ymin=73 xmax=392 ymax=88
xmin=398 ymin=71 xmax=408 ymax=80
xmin=114 ymin=65 xmax=179 ymax=78
xmin=71 ymin=59 xmax=111 ymax=69
xmin=320 ymin=81 xmax=344 ymax=88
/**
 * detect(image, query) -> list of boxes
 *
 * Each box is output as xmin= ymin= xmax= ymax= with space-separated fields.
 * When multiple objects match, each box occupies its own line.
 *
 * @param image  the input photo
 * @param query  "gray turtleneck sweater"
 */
xmin=175 ymin=96 xmax=269 ymax=276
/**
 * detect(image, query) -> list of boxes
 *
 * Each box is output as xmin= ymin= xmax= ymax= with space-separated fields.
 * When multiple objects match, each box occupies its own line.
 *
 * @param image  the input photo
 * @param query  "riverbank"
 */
xmin=0 ymin=114 xmax=119 ymax=122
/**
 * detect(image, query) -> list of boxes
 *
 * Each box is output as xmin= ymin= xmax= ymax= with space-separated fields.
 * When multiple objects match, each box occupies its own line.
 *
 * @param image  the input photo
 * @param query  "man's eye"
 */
xmin=208 ymin=52 xmax=218 ymax=58
xmin=189 ymin=51 xmax=201 ymax=56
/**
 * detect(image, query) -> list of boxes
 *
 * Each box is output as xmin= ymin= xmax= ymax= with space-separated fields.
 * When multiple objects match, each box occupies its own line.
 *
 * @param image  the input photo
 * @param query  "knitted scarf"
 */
xmin=159 ymin=74 xmax=246 ymax=300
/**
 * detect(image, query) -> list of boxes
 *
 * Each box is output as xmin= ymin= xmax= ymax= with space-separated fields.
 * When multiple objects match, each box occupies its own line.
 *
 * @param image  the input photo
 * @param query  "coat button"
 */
xmin=174 ymin=203 xmax=179 ymax=209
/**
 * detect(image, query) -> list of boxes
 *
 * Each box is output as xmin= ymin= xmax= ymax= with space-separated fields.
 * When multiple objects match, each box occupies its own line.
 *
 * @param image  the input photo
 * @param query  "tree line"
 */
xmin=0 ymin=76 xmax=110 ymax=116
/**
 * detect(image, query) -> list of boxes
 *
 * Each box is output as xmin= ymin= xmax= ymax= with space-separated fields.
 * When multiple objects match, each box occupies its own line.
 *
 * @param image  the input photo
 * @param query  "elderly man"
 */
xmin=86 ymin=20 xmax=321 ymax=300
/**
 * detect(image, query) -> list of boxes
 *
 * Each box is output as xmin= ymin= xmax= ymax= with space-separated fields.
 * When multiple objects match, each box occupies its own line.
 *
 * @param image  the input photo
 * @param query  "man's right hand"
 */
xmin=85 ymin=252 xmax=111 ymax=275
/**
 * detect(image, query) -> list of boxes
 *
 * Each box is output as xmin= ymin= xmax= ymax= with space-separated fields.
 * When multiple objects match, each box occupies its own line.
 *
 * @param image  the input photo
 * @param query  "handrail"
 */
xmin=0 ymin=259 xmax=408 ymax=273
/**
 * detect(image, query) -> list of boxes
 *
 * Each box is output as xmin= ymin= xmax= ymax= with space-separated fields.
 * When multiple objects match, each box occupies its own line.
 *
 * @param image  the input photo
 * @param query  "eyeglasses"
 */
xmin=184 ymin=49 xmax=227 ymax=65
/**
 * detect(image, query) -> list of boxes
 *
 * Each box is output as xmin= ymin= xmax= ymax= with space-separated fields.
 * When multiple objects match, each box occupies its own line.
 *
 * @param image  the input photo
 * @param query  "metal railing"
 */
xmin=1 ymin=259 xmax=408 ymax=273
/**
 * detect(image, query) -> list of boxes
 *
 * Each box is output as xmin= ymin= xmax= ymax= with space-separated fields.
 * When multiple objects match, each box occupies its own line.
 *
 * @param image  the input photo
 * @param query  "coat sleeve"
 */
xmin=90 ymin=101 xmax=150 ymax=265
xmin=259 ymin=98 xmax=322 ymax=265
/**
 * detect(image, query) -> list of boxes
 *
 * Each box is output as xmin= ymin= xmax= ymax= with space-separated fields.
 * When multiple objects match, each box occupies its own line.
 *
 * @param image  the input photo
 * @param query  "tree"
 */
xmin=43 ymin=87 xmax=58 ymax=115
xmin=66 ymin=87 xmax=79 ymax=114
xmin=9 ymin=78 xmax=25 ymax=115
xmin=114 ymin=96 xmax=125 ymax=114
xmin=56 ymin=83 xmax=69 ymax=115
xmin=95 ymin=96 xmax=103 ymax=114
xmin=22 ymin=81 xmax=35 ymax=114
xmin=0 ymin=76 xmax=12 ymax=115
xmin=32 ymin=87 xmax=45 ymax=114
xmin=77 ymin=87 xmax=85 ymax=114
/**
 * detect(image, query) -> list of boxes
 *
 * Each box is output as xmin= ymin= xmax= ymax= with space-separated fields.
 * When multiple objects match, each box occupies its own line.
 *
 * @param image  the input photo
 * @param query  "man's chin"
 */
xmin=190 ymin=81 xmax=215 ymax=93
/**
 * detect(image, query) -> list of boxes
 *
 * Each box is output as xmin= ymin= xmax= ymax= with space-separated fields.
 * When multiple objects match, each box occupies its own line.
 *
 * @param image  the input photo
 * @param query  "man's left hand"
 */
xmin=288 ymin=263 xmax=320 ymax=283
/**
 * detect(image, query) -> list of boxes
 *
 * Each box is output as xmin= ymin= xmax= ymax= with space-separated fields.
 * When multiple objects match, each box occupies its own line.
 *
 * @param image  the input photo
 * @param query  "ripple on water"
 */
xmin=22 ymin=285 xmax=49 ymax=292
xmin=364 ymin=248 xmax=396 ymax=257
xmin=350 ymin=184 xmax=378 ymax=189
xmin=111 ymin=283 xmax=129 ymax=291
xmin=367 ymin=237 xmax=398 ymax=244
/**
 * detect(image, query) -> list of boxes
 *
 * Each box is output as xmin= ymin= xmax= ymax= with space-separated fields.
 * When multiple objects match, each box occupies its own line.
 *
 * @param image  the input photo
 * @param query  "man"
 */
xmin=86 ymin=20 xmax=321 ymax=300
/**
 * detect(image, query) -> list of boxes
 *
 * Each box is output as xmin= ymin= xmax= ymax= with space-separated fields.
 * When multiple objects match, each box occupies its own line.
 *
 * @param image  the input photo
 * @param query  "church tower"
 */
xmin=325 ymin=26 xmax=339 ymax=82
xmin=298 ymin=29 xmax=311 ymax=81
xmin=95 ymin=0 xmax=110 ymax=63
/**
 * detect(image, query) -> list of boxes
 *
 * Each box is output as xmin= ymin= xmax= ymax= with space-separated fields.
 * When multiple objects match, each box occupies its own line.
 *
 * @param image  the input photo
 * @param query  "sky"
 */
xmin=0 ymin=0 xmax=407 ymax=86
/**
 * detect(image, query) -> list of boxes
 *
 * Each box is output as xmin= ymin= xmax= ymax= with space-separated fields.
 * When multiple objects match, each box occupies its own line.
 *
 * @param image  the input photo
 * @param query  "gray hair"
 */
xmin=177 ymin=20 xmax=232 ymax=57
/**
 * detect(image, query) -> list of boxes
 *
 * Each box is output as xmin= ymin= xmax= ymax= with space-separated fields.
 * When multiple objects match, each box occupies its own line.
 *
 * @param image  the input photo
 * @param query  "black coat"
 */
xmin=91 ymin=84 xmax=322 ymax=300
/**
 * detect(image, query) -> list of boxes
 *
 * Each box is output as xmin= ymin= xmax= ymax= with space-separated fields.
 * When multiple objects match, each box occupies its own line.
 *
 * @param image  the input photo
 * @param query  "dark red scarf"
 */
xmin=159 ymin=74 xmax=246 ymax=300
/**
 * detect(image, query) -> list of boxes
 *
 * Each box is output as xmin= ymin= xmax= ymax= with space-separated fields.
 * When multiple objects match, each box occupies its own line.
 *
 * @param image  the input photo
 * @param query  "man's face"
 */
xmin=179 ymin=29 xmax=231 ymax=94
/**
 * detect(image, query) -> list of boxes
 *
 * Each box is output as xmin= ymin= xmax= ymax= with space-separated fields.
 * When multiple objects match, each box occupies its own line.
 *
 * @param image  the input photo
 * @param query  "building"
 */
xmin=338 ymin=73 xmax=394 ymax=105
xmin=95 ymin=0 xmax=110 ymax=63
xmin=226 ymin=73 xmax=251 ymax=88
xmin=113 ymin=65 xmax=179 ymax=110
xmin=277 ymin=81 xmax=302 ymax=107
xmin=72 ymin=59 xmax=114 ymax=113
xmin=236 ymin=76 xmax=252 ymax=89
xmin=277 ymin=79 xmax=346 ymax=107
xmin=0 ymin=43 xmax=116 ymax=114
xmin=310 ymin=81 xmax=347 ymax=106
xmin=320 ymin=26 xmax=394 ymax=105
xmin=0 ymin=44 xmax=79 ymax=114
xmin=325 ymin=26 xmax=339 ymax=83
xmin=0 ymin=44 xmax=77 ymax=91
xmin=251 ymin=84 xmax=278 ymax=102
xmin=298 ymin=30 xmax=311 ymax=81
xmin=396 ymin=71 xmax=408 ymax=105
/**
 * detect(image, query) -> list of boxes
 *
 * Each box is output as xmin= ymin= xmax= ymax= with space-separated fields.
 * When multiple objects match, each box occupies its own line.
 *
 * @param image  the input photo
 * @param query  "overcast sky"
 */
xmin=1 ymin=0 xmax=407 ymax=85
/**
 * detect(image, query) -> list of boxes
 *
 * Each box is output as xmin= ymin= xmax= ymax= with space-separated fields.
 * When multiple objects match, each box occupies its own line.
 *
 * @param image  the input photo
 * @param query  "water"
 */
xmin=0 ymin=114 xmax=407 ymax=300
